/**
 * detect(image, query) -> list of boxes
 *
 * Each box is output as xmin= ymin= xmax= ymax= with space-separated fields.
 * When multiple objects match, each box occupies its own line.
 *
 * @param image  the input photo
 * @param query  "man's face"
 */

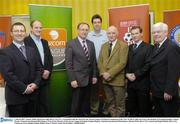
xmin=11 ymin=25 xmax=26 ymax=43
xmin=78 ymin=24 xmax=89 ymax=40
xmin=107 ymin=27 xmax=118 ymax=42
xmin=92 ymin=18 xmax=102 ymax=32
xmin=31 ymin=21 xmax=42 ymax=37
xmin=152 ymin=26 xmax=167 ymax=44
xmin=131 ymin=28 xmax=143 ymax=43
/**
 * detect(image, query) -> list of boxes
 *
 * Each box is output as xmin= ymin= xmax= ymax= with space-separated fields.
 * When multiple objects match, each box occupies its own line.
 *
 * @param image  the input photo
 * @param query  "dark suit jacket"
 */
xmin=24 ymin=35 xmax=53 ymax=85
xmin=150 ymin=39 xmax=180 ymax=98
xmin=1 ymin=43 xmax=42 ymax=105
xmin=65 ymin=37 xmax=97 ymax=87
xmin=126 ymin=41 xmax=153 ymax=91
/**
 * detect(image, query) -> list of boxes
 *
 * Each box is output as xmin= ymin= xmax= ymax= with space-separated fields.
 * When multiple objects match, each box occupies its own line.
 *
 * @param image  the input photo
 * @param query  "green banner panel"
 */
xmin=29 ymin=4 xmax=72 ymax=116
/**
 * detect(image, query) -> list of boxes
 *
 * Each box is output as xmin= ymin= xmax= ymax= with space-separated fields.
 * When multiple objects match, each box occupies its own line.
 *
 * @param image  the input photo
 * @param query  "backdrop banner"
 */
xmin=108 ymin=4 xmax=150 ymax=44
xmin=164 ymin=10 xmax=180 ymax=46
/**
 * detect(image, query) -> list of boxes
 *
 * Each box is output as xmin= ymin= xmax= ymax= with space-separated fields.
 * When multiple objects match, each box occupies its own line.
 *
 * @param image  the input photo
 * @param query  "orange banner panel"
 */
xmin=109 ymin=4 xmax=150 ymax=44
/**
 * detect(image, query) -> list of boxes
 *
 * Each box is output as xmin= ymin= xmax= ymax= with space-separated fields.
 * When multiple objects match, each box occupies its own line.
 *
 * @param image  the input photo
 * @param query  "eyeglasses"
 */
xmin=12 ymin=30 xmax=26 ymax=33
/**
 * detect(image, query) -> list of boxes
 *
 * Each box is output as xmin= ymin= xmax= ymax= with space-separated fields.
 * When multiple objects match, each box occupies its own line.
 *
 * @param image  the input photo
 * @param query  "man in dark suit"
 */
xmin=1 ymin=22 xmax=42 ymax=117
xmin=125 ymin=26 xmax=152 ymax=116
xmin=65 ymin=22 xmax=98 ymax=116
xmin=150 ymin=22 xmax=180 ymax=116
xmin=24 ymin=20 xmax=53 ymax=116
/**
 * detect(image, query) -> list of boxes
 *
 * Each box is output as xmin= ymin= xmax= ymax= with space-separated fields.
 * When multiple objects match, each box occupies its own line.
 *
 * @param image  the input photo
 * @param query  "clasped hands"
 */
xmin=25 ymin=83 xmax=38 ymax=94
xmin=126 ymin=73 xmax=136 ymax=82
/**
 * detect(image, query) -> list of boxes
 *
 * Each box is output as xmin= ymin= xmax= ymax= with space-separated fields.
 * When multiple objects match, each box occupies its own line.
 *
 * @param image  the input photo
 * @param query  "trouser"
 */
xmin=126 ymin=87 xmax=151 ymax=116
xmin=152 ymin=96 xmax=179 ymax=117
xmin=8 ymin=100 xmax=37 ymax=117
xmin=37 ymin=84 xmax=49 ymax=117
xmin=103 ymin=84 xmax=125 ymax=117
xmin=71 ymin=85 xmax=91 ymax=117
xmin=90 ymin=83 xmax=100 ymax=115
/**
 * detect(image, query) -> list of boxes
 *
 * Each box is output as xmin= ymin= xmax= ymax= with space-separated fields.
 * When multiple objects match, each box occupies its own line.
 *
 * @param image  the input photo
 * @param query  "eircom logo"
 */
xmin=0 ymin=117 xmax=14 ymax=123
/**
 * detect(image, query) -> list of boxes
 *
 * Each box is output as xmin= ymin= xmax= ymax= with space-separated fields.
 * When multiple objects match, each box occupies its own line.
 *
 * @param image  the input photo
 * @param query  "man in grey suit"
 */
xmin=65 ymin=22 xmax=98 ymax=116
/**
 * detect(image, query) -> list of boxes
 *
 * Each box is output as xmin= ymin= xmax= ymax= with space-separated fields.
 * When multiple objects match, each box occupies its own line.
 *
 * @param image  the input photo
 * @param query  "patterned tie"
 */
xmin=19 ymin=45 xmax=27 ymax=59
xmin=82 ymin=41 xmax=90 ymax=65
xmin=108 ymin=43 xmax=113 ymax=57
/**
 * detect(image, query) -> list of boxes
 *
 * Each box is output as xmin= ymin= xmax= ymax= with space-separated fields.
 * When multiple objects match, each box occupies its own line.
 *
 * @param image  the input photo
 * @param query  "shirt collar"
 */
xmin=92 ymin=30 xmax=103 ymax=37
xmin=159 ymin=37 xmax=167 ymax=48
xmin=13 ymin=40 xmax=25 ymax=49
xmin=134 ymin=40 xmax=142 ymax=47
xmin=109 ymin=39 xmax=117 ymax=45
xmin=78 ymin=36 xmax=86 ymax=44
xmin=30 ymin=33 xmax=41 ymax=42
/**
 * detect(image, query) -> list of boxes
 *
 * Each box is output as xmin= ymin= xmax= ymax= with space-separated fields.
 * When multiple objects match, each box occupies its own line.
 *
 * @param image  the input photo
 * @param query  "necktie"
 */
xmin=82 ymin=41 xmax=90 ymax=65
xmin=133 ymin=44 xmax=137 ymax=51
xmin=154 ymin=43 xmax=160 ymax=53
xmin=108 ymin=43 xmax=112 ymax=57
xmin=19 ymin=45 xmax=27 ymax=59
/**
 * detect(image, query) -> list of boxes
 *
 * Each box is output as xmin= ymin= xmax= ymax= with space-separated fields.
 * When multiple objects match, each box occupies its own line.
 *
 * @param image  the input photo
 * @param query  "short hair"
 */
xmin=130 ymin=26 xmax=143 ymax=33
xmin=77 ymin=22 xmax=90 ymax=29
xmin=91 ymin=14 xmax=102 ymax=23
xmin=11 ymin=22 xmax=26 ymax=32
xmin=107 ymin=25 xmax=119 ymax=35
xmin=153 ymin=22 xmax=168 ymax=32
xmin=30 ymin=20 xmax=42 ymax=28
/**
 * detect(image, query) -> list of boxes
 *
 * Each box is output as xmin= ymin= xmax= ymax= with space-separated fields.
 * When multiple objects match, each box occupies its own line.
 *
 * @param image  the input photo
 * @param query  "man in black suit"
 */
xmin=150 ymin=22 xmax=180 ymax=116
xmin=24 ymin=20 xmax=53 ymax=116
xmin=1 ymin=22 xmax=42 ymax=117
xmin=65 ymin=22 xmax=98 ymax=116
xmin=126 ymin=26 xmax=152 ymax=116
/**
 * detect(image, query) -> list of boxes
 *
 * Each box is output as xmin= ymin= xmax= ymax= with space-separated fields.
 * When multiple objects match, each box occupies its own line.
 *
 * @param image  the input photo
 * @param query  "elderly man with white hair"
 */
xmin=150 ymin=22 xmax=180 ymax=117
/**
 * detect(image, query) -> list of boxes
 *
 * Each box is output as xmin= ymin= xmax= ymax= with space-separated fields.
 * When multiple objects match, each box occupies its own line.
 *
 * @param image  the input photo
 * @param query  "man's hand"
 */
xmin=102 ymin=72 xmax=111 ymax=81
xmin=126 ymin=73 xmax=136 ymax=82
xmin=71 ymin=80 xmax=78 ymax=88
xmin=164 ymin=92 xmax=172 ymax=101
xmin=92 ymin=77 xmax=97 ymax=84
xmin=42 ymin=70 xmax=50 ymax=79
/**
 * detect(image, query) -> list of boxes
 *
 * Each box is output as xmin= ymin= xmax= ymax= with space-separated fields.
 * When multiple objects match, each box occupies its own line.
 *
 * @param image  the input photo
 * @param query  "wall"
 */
xmin=1 ymin=0 xmax=180 ymax=38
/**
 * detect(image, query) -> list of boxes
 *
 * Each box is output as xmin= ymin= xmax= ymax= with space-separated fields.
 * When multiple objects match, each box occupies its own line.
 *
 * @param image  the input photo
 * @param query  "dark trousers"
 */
xmin=37 ymin=84 xmax=49 ymax=117
xmin=126 ymin=87 xmax=151 ymax=116
xmin=71 ymin=85 xmax=91 ymax=117
xmin=8 ymin=100 xmax=37 ymax=117
xmin=152 ymin=96 xmax=179 ymax=117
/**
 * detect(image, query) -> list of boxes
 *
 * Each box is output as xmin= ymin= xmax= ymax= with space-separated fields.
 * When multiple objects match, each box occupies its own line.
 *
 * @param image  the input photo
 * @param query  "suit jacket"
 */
xmin=65 ymin=37 xmax=97 ymax=87
xmin=24 ymin=35 xmax=53 ymax=85
xmin=98 ymin=40 xmax=129 ymax=86
xmin=126 ymin=41 xmax=153 ymax=91
xmin=1 ymin=43 xmax=42 ymax=105
xmin=150 ymin=38 xmax=180 ymax=98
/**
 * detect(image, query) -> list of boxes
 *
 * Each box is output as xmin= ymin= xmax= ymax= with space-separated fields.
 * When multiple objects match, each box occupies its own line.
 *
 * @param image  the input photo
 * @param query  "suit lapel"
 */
xmin=132 ymin=42 xmax=144 ymax=56
xmin=11 ymin=44 xmax=28 ymax=62
xmin=107 ymin=41 xmax=120 ymax=62
xmin=152 ymin=39 xmax=168 ymax=58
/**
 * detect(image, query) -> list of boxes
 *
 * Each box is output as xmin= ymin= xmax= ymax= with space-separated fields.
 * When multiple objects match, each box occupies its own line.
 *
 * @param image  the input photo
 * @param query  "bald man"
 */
xmin=98 ymin=26 xmax=129 ymax=117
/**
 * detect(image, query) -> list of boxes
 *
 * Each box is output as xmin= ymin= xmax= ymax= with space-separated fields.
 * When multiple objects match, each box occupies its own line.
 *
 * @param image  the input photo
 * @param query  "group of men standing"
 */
xmin=0 ymin=20 xmax=53 ymax=117
xmin=65 ymin=14 xmax=180 ymax=117
xmin=0 ymin=14 xmax=179 ymax=117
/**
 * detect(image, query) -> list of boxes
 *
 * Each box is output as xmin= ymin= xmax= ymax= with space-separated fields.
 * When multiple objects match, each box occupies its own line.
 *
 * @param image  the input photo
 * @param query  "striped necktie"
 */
xmin=82 ymin=41 xmax=90 ymax=65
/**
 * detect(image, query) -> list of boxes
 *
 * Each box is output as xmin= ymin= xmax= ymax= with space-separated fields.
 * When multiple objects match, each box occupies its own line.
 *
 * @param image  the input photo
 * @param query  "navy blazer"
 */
xmin=126 ymin=41 xmax=153 ymax=91
xmin=1 ymin=43 xmax=42 ymax=105
xmin=150 ymin=39 xmax=180 ymax=98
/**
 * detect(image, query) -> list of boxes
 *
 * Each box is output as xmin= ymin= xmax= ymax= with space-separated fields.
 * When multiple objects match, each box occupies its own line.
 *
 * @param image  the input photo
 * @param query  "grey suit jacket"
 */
xmin=65 ymin=37 xmax=97 ymax=87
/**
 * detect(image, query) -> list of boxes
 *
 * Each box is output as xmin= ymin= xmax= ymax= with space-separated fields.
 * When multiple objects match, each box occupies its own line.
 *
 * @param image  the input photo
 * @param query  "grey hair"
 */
xmin=153 ymin=22 xmax=168 ymax=32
